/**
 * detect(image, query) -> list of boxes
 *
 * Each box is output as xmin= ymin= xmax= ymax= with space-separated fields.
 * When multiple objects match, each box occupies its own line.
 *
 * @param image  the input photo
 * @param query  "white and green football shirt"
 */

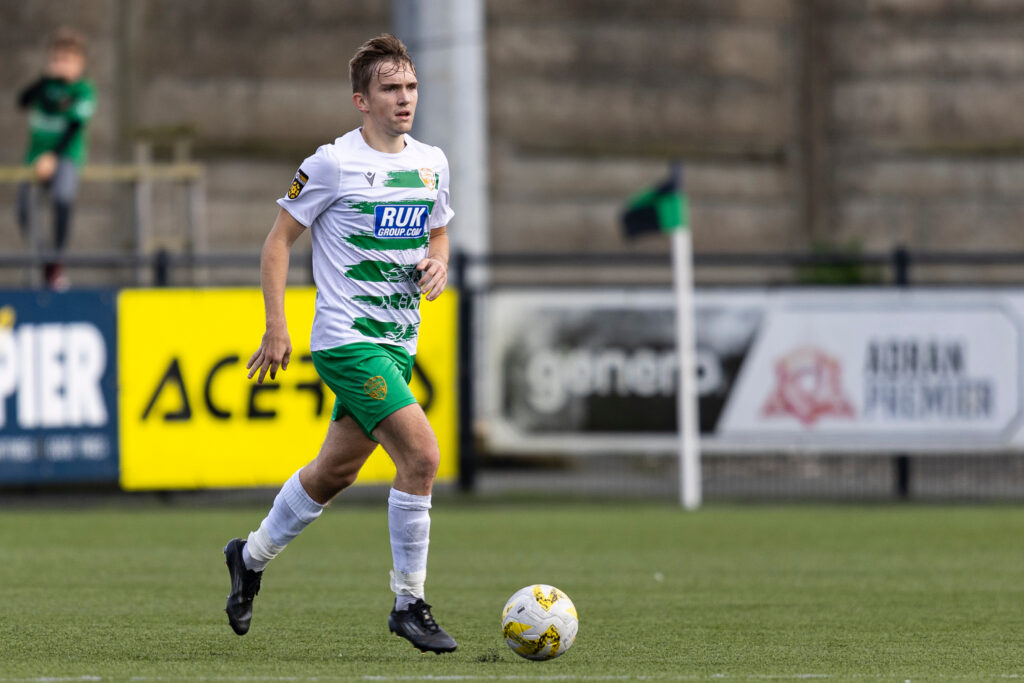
xmin=277 ymin=128 xmax=453 ymax=355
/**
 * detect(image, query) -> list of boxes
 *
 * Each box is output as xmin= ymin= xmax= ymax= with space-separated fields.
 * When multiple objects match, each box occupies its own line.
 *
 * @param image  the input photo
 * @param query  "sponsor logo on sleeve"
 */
xmin=373 ymin=204 xmax=430 ymax=238
xmin=287 ymin=169 xmax=309 ymax=199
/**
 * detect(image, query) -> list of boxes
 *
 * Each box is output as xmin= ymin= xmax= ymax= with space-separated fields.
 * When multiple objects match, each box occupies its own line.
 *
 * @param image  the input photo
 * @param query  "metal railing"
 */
xmin=0 ymin=244 xmax=1023 ymax=288
xmin=0 ymin=152 xmax=205 ymax=287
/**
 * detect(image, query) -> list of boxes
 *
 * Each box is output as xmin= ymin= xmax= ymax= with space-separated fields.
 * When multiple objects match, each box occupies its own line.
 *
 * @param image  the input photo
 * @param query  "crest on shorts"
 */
xmin=287 ymin=169 xmax=309 ymax=199
xmin=363 ymin=375 xmax=388 ymax=401
xmin=419 ymin=168 xmax=437 ymax=191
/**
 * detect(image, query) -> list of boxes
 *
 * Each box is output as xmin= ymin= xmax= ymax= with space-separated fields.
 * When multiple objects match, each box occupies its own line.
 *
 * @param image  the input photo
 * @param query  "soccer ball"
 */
xmin=501 ymin=584 xmax=579 ymax=661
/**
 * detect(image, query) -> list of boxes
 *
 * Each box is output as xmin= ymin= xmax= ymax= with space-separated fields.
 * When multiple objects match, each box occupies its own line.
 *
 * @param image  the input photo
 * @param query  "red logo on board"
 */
xmin=762 ymin=347 xmax=855 ymax=427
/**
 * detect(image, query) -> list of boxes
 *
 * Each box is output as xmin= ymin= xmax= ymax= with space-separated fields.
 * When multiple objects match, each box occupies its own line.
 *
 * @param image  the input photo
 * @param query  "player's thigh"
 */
xmin=373 ymin=402 xmax=439 ymax=473
xmin=315 ymin=415 xmax=378 ymax=475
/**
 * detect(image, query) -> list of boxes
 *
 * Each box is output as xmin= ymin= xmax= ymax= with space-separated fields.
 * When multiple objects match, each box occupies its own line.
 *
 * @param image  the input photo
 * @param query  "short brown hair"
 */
xmin=49 ymin=27 xmax=87 ymax=55
xmin=348 ymin=33 xmax=415 ymax=94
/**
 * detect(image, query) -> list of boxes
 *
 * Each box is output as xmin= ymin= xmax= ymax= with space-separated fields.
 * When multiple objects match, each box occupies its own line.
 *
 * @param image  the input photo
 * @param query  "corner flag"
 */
xmin=621 ymin=164 xmax=701 ymax=510
xmin=621 ymin=167 xmax=688 ymax=237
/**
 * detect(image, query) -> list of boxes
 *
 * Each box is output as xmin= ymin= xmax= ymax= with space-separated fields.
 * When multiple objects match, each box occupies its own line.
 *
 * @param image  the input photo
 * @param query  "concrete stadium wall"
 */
xmin=1 ymin=0 xmax=1022 ymax=286
xmin=829 ymin=0 xmax=1024 ymax=282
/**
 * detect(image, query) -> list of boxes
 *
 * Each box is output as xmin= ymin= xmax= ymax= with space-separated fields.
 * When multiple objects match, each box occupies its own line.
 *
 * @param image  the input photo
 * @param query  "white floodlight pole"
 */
xmin=392 ymin=0 xmax=489 ymax=286
xmin=672 ymin=214 xmax=702 ymax=510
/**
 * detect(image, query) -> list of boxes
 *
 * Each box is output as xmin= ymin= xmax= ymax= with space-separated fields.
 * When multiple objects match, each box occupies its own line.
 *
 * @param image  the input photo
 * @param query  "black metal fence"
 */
xmin=7 ymin=245 xmax=1024 ymax=288
xmin=4 ymin=246 xmax=1024 ymax=501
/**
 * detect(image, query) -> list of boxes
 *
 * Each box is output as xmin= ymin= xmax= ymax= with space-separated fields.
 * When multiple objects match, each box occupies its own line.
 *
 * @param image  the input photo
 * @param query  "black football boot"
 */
xmin=388 ymin=598 xmax=458 ymax=654
xmin=223 ymin=538 xmax=262 ymax=635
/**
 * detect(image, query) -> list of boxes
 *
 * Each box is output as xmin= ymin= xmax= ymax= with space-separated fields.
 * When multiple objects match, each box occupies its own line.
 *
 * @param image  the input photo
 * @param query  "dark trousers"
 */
xmin=17 ymin=157 xmax=79 ymax=252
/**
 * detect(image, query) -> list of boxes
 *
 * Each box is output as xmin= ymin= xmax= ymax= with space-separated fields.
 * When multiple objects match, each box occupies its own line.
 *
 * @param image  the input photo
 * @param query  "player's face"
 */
xmin=357 ymin=61 xmax=418 ymax=138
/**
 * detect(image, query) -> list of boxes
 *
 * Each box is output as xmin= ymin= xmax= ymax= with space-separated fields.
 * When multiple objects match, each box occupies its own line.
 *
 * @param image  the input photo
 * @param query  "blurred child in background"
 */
xmin=17 ymin=27 xmax=96 ymax=290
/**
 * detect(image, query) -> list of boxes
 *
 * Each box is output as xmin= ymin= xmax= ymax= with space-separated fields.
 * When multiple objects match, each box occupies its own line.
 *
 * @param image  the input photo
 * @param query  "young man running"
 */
xmin=224 ymin=34 xmax=456 ymax=654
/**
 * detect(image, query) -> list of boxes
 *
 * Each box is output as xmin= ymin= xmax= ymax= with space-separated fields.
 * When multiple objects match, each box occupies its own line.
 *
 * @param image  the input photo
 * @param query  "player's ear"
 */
xmin=353 ymin=92 xmax=369 ymax=113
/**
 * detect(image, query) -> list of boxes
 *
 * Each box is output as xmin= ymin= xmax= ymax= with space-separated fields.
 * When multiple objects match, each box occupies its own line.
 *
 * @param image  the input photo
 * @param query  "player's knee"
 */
xmin=403 ymin=447 xmax=440 ymax=485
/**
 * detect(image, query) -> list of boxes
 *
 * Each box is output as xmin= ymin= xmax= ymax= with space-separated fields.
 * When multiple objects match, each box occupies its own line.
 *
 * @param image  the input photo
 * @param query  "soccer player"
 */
xmin=222 ymin=34 xmax=457 ymax=654
xmin=16 ymin=27 xmax=96 ymax=289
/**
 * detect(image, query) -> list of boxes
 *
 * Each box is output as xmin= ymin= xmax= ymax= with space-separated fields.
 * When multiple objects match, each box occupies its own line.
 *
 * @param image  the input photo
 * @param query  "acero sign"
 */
xmin=119 ymin=287 xmax=457 ymax=490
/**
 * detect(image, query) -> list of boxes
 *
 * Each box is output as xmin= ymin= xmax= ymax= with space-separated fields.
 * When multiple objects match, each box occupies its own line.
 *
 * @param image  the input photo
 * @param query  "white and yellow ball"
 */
xmin=501 ymin=584 xmax=579 ymax=661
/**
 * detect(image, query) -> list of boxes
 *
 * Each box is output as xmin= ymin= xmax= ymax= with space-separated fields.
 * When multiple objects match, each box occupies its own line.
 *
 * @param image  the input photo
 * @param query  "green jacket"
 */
xmin=19 ymin=76 xmax=97 ymax=166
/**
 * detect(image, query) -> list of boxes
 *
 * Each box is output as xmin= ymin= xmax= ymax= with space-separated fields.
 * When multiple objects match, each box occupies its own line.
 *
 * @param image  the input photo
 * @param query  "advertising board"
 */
xmin=119 ymin=288 xmax=457 ymax=490
xmin=486 ymin=288 xmax=1024 ymax=454
xmin=0 ymin=290 xmax=119 ymax=484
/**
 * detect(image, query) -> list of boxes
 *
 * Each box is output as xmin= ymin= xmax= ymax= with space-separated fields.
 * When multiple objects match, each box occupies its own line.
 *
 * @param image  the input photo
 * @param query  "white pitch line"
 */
xmin=2 ymin=674 xmax=1022 ymax=683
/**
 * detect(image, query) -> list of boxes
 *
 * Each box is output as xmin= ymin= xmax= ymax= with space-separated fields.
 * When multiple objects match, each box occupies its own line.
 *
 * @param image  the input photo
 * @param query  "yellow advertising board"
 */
xmin=118 ymin=287 xmax=457 ymax=490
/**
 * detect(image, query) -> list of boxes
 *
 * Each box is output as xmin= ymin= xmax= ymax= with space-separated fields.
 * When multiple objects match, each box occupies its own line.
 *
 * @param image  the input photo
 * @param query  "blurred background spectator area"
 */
xmin=2 ymin=0 xmax=1024 ymax=287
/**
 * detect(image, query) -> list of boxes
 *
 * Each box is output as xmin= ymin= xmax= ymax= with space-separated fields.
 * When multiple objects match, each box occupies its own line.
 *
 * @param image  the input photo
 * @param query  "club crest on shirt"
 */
xmin=419 ymin=168 xmax=438 ymax=191
xmin=287 ymin=169 xmax=309 ymax=199
xmin=373 ymin=203 xmax=430 ymax=238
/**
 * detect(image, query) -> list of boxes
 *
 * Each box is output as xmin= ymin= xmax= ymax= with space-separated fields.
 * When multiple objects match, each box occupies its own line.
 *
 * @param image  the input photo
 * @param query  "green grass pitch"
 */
xmin=1 ymin=502 xmax=1023 ymax=681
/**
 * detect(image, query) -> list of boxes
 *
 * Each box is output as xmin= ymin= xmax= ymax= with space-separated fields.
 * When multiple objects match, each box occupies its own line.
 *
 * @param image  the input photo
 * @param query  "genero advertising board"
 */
xmin=487 ymin=289 xmax=725 ymax=453
xmin=0 ymin=290 xmax=119 ymax=484
xmin=119 ymin=288 xmax=457 ymax=490
xmin=486 ymin=288 xmax=1024 ymax=454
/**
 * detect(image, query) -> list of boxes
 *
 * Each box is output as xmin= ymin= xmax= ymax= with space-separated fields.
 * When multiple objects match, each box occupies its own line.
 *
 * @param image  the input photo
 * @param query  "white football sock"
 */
xmin=242 ymin=469 xmax=325 ymax=572
xmin=388 ymin=488 xmax=431 ymax=609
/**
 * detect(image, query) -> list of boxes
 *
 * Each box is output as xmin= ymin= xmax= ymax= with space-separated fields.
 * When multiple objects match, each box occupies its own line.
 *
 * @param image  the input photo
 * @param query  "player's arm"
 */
xmin=17 ymin=77 xmax=49 ymax=109
xmin=247 ymin=208 xmax=306 ymax=383
xmin=417 ymin=226 xmax=449 ymax=301
xmin=49 ymin=86 xmax=94 ymax=159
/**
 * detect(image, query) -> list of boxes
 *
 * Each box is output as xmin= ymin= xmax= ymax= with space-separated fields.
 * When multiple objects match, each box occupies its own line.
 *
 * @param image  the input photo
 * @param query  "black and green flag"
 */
xmin=621 ymin=167 xmax=688 ymax=237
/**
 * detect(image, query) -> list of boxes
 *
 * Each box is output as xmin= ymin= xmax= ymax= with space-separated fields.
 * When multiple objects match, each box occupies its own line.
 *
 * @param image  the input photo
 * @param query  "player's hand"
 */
xmin=33 ymin=153 xmax=57 ymax=182
xmin=416 ymin=257 xmax=447 ymax=301
xmin=247 ymin=325 xmax=292 ymax=383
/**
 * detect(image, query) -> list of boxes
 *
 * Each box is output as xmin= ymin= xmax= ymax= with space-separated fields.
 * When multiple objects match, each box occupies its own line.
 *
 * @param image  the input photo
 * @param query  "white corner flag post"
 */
xmin=671 ymin=172 xmax=702 ymax=510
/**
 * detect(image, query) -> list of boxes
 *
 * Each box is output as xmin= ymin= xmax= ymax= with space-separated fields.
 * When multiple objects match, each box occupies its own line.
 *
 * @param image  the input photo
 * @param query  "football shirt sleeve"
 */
xmin=428 ymin=152 xmax=455 ymax=230
xmin=276 ymin=146 xmax=341 ymax=228
xmin=71 ymin=82 xmax=97 ymax=123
